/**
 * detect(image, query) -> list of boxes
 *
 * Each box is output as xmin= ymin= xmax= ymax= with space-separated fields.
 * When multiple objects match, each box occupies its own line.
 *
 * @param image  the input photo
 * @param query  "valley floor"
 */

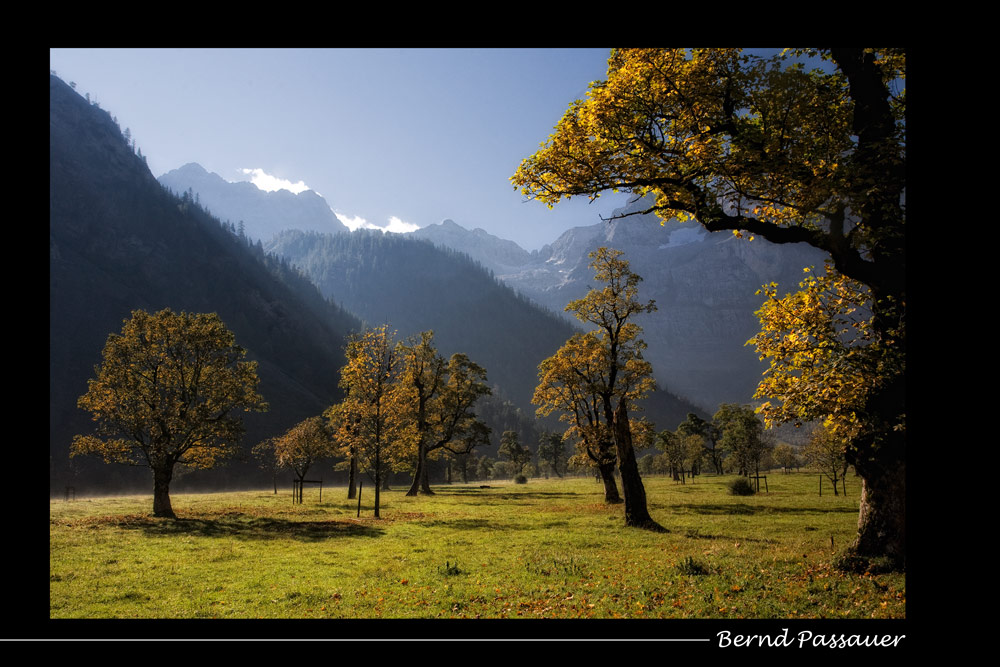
xmin=49 ymin=473 xmax=905 ymax=626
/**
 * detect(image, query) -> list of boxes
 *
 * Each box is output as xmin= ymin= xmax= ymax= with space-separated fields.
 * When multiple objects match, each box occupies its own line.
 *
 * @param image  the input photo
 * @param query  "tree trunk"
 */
xmin=598 ymin=461 xmax=622 ymax=504
xmin=614 ymin=402 xmax=664 ymax=531
xmin=152 ymin=466 xmax=175 ymax=518
xmin=406 ymin=446 xmax=434 ymax=496
xmin=421 ymin=460 xmax=433 ymax=491
xmin=847 ymin=431 xmax=905 ymax=570
xmin=347 ymin=453 xmax=357 ymax=500
xmin=406 ymin=444 xmax=427 ymax=496
xmin=374 ymin=474 xmax=381 ymax=519
xmin=842 ymin=307 xmax=906 ymax=571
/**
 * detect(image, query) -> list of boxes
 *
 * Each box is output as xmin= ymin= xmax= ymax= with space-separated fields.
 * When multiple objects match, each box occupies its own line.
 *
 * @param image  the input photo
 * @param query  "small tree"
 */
xmin=490 ymin=460 xmax=520 ymax=480
xmin=397 ymin=332 xmax=491 ymax=496
xmin=804 ymin=422 xmax=851 ymax=495
xmin=534 ymin=331 xmax=623 ymax=503
xmin=682 ymin=433 xmax=704 ymax=478
xmin=332 ymin=326 xmax=415 ymax=518
xmin=676 ymin=413 xmax=721 ymax=474
xmin=497 ymin=430 xmax=531 ymax=475
xmin=274 ymin=416 xmax=337 ymax=494
xmin=476 ymin=456 xmax=495 ymax=481
xmin=252 ymin=437 xmax=281 ymax=493
xmin=536 ymin=431 xmax=568 ymax=478
xmin=714 ymin=404 xmax=772 ymax=479
xmin=773 ymin=442 xmax=800 ymax=473
xmin=72 ymin=309 xmax=267 ymax=517
xmin=654 ymin=429 xmax=700 ymax=481
xmin=324 ymin=402 xmax=360 ymax=499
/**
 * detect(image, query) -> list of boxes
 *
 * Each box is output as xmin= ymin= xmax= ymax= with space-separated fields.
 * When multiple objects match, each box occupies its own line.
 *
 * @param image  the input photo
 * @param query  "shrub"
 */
xmin=514 ymin=474 xmax=528 ymax=484
xmin=676 ymin=556 xmax=709 ymax=576
xmin=490 ymin=460 xmax=519 ymax=480
xmin=438 ymin=561 xmax=461 ymax=576
xmin=728 ymin=477 xmax=755 ymax=496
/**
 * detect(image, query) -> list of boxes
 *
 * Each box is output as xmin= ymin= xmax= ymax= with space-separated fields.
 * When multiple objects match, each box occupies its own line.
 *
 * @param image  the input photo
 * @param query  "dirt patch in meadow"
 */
xmin=59 ymin=508 xmax=431 ymax=528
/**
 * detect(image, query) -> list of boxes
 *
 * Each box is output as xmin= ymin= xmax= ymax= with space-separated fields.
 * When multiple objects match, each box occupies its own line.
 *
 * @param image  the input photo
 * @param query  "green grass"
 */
xmin=49 ymin=473 xmax=904 ymax=619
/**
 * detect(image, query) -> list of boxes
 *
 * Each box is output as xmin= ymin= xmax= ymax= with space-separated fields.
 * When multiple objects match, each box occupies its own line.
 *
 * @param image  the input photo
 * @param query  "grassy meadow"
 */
xmin=49 ymin=472 xmax=904 ymax=620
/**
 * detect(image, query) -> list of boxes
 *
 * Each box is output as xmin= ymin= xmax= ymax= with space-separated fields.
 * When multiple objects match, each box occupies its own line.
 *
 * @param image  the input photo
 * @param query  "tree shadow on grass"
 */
xmin=419 ymin=518 xmax=497 ymax=531
xmin=435 ymin=490 xmax=585 ymax=506
xmin=418 ymin=518 xmax=570 ymax=531
xmin=112 ymin=514 xmax=386 ymax=542
xmin=669 ymin=503 xmax=858 ymax=516
xmin=437 ymin=488 xmax=582 ymax=499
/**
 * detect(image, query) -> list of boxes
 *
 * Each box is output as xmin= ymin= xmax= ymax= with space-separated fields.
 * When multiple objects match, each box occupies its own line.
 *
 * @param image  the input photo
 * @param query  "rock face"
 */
xmin=158 ymin=163 xmax=349 ymax=242
xmin=410 ymin=219 xmax=536 ymax=275
xmin=419 ymin=201 xmax=829 ymax=413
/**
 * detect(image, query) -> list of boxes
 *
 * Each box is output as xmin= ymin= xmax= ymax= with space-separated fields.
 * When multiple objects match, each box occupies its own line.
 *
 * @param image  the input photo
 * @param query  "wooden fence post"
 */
xmin=357 ymin=479 xmax=363 ymax=518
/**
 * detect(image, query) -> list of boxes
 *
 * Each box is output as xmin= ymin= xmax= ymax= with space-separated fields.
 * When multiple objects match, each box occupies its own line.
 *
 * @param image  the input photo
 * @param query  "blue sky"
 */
xmin=49 ymin=48 xmax=637 ymax=250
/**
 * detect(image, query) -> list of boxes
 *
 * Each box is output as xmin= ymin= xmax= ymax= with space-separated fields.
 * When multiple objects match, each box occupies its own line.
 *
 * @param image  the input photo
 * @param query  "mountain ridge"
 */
xmin=264 ymin=228 xmax=701 ymax=432
xmin=411 ymin=203 xmax=829 ymax=412
xmin=139 ymin=131 xmax=827 ymax=415
xmin=158 ymin=162 xmax=350 ymax=242
xmin=50 ymin=75 xmax=360 ymax=493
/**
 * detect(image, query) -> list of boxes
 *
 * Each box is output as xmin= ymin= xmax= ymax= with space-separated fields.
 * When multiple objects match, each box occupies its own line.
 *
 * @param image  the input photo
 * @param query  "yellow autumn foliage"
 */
xmin=72 ymin=308 xmax=267 ymax=470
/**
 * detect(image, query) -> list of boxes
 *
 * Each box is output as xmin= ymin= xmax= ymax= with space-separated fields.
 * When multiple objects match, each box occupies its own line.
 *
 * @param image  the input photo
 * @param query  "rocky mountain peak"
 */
xmin=157 ymin=163 xmax=349 ymax=242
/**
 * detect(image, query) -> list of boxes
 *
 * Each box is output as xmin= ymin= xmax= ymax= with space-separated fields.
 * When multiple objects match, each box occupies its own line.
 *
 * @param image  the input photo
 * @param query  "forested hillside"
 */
xmin=50 ymin=75 xmax=361 ymax=493
xmin=266 ymin=229 xmax=700 ymax=432
xmin=267 ymin=230 xmax=576 ymax=408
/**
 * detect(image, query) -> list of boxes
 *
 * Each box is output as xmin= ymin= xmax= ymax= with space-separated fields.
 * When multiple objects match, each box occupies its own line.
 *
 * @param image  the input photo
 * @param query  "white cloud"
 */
xmin=240 ymin=168 xmax=310 ymax=194
xmin=335 ymin=212 xmax=419 ymax=234
xmin=335 ymin=212 xmax=377 ymax=232
xmin=384 ymin=216 xmax=420 ymax=234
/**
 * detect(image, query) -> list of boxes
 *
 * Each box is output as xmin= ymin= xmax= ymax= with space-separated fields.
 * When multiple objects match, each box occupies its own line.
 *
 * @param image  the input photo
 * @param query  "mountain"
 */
xmin=264 ymin=229 xmax=575 ymax=412
xmin=410 ymin=219 xmax=538 ymax=275
xmin=158 ymin=163 xmax=349 ymax=242
xmin=264 ymin=229 xmax=700 ymax=433
xmin=414 ymin=203 xmax=829 ymax=413
xmin=50 ymin=75 xmax=361 ymax=493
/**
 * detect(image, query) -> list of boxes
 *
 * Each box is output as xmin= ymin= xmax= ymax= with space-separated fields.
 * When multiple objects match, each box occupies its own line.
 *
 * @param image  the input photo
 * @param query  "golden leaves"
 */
xmin=511 ymin=47 xmax=904 ymax=256
xmin=534 ymin=248 xmax=654 ymax=467
xmin=73 ymin=309 xmax=267 ymax=470
xmin=747 ymin=262 xmax=898 ymax=435
xmin=332 ymin=326 xmax=416 ymax=476
xmin=273 ymin=417 xmax=336 ymax=478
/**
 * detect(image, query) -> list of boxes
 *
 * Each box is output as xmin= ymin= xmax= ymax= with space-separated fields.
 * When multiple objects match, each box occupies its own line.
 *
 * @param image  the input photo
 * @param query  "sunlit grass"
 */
xmin=49 ymin=473 xmax=904 ymax=619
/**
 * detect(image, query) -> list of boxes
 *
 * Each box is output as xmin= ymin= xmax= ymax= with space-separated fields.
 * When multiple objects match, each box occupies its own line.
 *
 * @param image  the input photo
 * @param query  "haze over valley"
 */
xmin=159 ymin=162 xmax=828 ymax=413
xmin=50 ymin=52 xmax=831 ymax=495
